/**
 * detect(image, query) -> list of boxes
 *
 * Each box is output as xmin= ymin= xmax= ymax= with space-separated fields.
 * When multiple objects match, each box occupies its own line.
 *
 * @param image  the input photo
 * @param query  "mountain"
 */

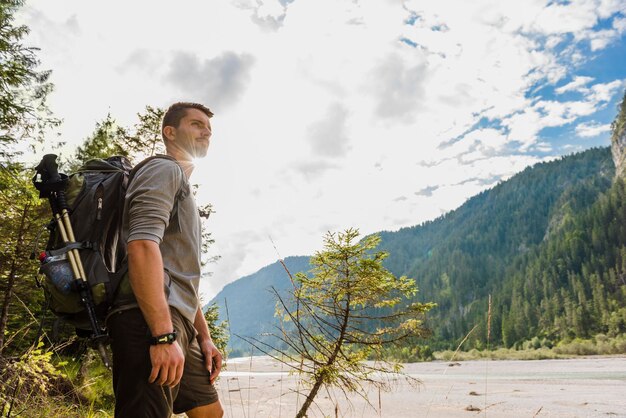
xmin=210 ymin=256 xmax=310 ymax=355
xmin=378 ymin=147 xmax=620 ymax=347
xmin=610 ymin=90 xmax=626 ymax=177
xmin=211 ymin=146 xmax=626 ymax=353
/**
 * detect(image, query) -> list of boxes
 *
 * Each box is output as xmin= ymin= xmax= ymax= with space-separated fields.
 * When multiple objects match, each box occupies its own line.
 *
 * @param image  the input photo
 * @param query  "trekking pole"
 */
xmin=33 ymin=154 xmax=111 ymax=368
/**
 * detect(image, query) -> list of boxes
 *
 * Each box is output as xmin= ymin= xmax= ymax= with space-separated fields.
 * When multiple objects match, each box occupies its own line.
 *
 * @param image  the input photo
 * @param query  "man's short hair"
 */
xmin=162 ymin=102 xmax=214 ymax=142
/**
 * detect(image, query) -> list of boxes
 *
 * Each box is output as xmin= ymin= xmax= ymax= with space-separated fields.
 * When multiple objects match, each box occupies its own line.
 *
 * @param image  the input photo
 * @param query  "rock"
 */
xmin=611 ymin=91 xmax=626 ymax=178
xmin=611 ymin=130 xmax=626 ymax=177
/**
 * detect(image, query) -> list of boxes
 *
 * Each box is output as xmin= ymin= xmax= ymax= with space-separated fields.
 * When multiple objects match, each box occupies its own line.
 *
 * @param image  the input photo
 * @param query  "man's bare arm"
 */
xmin=127 ymin=239 xmax=184 ymax=387
xmin=193 ymin=306 xmax=222 ymax=383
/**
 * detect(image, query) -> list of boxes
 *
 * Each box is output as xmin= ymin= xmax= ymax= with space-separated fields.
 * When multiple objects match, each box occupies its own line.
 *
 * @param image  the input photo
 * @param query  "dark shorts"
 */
xmin=107 ymin=307 xmax=219 ymax=417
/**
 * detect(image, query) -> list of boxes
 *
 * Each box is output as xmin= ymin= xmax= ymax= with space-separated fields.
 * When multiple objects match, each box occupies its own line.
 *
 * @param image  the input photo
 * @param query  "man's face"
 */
xmin=168 ymin=108 xmax=212 ymax=159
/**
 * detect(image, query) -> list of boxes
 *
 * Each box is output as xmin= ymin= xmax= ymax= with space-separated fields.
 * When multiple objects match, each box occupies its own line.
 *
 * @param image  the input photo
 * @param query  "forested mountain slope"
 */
xmin=212 ymin=146 xmax=626 ymax=352
xmin=379 ymin=147 xmax=616 ymax=345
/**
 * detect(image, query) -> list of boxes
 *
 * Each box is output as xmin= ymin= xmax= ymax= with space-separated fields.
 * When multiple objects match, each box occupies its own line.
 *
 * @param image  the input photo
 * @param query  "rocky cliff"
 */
xmin=611 ymin=91 xmax=626 ymax=178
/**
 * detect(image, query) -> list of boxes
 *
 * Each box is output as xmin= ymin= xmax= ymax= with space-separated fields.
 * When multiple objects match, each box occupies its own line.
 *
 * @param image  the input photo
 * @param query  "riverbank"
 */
xmin=210 ymin=356 xmax=626 ymax=418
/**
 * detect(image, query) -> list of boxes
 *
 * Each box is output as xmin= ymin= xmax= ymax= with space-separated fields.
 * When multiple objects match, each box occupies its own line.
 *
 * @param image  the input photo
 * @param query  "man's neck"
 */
xmin=166 ymin=149 xmax=194 ymax=179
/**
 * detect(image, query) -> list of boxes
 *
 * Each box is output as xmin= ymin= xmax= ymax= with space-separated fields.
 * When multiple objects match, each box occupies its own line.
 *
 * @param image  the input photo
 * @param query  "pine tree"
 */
xmin=0 ymin=0 xmax=57 ymax=354
xmin=0 ymin=0 xmax=58 ymax=158
xmin=245 ymin=229 xmax=434 ymax=417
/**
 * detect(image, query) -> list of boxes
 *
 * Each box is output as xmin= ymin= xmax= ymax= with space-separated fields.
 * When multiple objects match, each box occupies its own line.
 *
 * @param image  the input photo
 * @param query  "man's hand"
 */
xmin=148 ymin=341 xmax=185 ymax=387
xmin=198 ymin=338 xmax=222 ymax=384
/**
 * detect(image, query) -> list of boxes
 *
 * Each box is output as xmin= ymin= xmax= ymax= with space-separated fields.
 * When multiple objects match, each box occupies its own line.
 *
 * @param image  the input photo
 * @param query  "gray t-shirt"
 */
xmin=124 ymin=157 xmax=201 ymax=324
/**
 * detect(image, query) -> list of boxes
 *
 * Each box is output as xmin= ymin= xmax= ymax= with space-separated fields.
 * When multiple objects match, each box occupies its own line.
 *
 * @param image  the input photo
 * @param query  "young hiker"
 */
xmin=107 ymin=102 xmax=224 ymax=418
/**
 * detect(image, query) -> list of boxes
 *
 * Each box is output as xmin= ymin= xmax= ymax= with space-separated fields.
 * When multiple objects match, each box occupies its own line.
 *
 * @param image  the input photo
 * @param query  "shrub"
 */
xmin=0 ymin=342 xmax=113 ymax=417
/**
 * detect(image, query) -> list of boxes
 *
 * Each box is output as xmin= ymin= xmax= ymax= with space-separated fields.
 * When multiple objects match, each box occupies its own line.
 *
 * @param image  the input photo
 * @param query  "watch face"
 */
xmin=151 ymin=331 xmax=177 ymax=345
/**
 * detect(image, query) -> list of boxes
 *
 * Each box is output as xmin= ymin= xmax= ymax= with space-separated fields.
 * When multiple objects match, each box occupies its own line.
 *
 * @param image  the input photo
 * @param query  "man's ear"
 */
xmin=163 ymin=126 xmax=176 ymax=142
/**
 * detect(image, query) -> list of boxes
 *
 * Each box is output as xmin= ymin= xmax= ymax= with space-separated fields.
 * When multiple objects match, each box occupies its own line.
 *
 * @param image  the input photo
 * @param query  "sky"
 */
xmin=18 ymin=0 xmax=626 ymax=301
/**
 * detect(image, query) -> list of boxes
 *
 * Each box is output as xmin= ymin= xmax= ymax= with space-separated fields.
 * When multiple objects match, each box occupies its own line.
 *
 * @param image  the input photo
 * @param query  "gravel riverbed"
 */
xmin=197 ymin=355 xmax=626 ymax=418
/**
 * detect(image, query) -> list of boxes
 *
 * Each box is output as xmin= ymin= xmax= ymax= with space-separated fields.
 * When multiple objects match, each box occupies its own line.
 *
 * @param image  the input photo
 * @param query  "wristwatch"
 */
xmin=149 ymin=331 xmax=177 ymax=345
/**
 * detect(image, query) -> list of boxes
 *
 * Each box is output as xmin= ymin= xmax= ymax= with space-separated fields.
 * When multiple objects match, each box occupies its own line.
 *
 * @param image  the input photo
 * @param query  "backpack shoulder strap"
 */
xmin=129 ymin=154 xmax=175 ymax=181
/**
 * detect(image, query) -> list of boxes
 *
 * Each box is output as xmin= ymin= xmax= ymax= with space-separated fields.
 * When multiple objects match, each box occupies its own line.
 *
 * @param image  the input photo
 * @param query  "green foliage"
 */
xmin=383 ymin=344 xmax=434 ymax=362
xmin=0 ymin=0 xmax=58 ymax=157
xmin=197 ymin=201 xmax=219 ymax=268
xmin=123 ymin=105 xmax=165 ymax=159
xmin=0 ymin=1 xmax=185 ymax=414
xmin=2 ymin=342 xmax=66 ymax=395
xmin=213 ymin=145 xmax=626 ymax=357
xmin=377 ymin=147 xmax=626 ymax=351
xmin=70 ymin=106 xmax=166 ymax=170
xmin=434 ymin=347 xmax=564 ymax=361
xmin=204 ymin=302 xmax=229 ymax=357
xmin=70 ymin=114 xmax=129 ymax=170
xmin=60 ymin=350 xmax=114 ymax=413
xmin=554 ymin=334 xmax=626 ymax=356
xmin=1 ymin=342 xmax=78 ymax=416
xmin=290 ymin=229 xmax=434 ymax=348
xmin=0 ymin=343 xmax=114 ymax=417
xmin=0 ymin=0 xmax=58 ymax=353
xmin=434 ymin=334 xmax=626 ymax=360
xmin=496 ymin=177 xmax=626 ymax=347
xmin=262 ymin=229 xmax=434 ymax=417
xmin=0 ymin=161 xmax=48 ymax=354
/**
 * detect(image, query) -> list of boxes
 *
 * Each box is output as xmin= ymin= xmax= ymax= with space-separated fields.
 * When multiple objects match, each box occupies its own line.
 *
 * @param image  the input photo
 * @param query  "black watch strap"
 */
xmin=149 ymin=331 xmax=177 ymax=345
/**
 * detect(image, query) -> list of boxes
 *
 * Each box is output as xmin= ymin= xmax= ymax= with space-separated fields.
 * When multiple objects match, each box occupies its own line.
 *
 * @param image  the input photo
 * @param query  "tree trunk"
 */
xmin=296 ymin=269 xmax=352 ymax=418
xmin=0 ymin=204 xmax=29 ymax=353
xmin=296 ymin=375 xmax=325 ymax=418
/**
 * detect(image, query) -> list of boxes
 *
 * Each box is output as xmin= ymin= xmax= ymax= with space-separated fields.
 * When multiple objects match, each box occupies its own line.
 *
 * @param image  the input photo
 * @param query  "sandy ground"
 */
xmin=207 ymin=355 xmax=626 ymax=418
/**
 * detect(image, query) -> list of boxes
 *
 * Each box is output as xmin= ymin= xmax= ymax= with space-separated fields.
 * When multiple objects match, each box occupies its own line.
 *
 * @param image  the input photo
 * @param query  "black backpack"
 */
xmin=36 ymin=154 xmax=181 ymax=332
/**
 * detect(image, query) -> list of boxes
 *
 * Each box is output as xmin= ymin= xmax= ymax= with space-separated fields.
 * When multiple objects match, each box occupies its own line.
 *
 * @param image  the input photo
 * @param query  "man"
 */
xmin=107 ymin=102 xmax=224 ymax=418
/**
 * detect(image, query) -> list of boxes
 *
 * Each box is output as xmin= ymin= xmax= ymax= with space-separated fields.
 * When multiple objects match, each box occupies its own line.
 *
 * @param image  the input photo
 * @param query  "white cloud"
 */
xmin=588 ymin=29 xmax=619 ymax=51
xmin=236 ymin=0 xmax=289 ymax=29
xmin=597 ymin=0 xmax=626 ymax=18
xmin=306 ymin=102 xmax=351 ymax=158
xmin=165 ymin=51 xmax=256 ymax=110
xmin=576 ymin=121 xmax=612 ymax=137
xmin=614 ymin=16 xmax=626 ymax=32
xmin=257 ymin=0 xmax=286 ymax=19
xmin=370 ymin=52 xmax=428 ymax=122
xmin=17 ymin=0 xmax=626 ymax=298
xmin=500 ymin=79 xmax=622 ymax=148
xmin=533 ymin=142 xmax=553 ymax=153
xmin=530 ymin=1 xmax=598 ymax=34
xmin=589 ymin=79 xmax=626 ymax=103
xmin=545 ymin=34 xmax=566 ymax=50
xmin=555 ymin=76 xmax=595 ymax=94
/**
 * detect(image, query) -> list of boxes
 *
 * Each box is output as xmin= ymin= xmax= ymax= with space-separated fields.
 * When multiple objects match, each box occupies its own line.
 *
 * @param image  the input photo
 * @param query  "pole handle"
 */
xmin=36 ymin=154 xmax=61 ymax=183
